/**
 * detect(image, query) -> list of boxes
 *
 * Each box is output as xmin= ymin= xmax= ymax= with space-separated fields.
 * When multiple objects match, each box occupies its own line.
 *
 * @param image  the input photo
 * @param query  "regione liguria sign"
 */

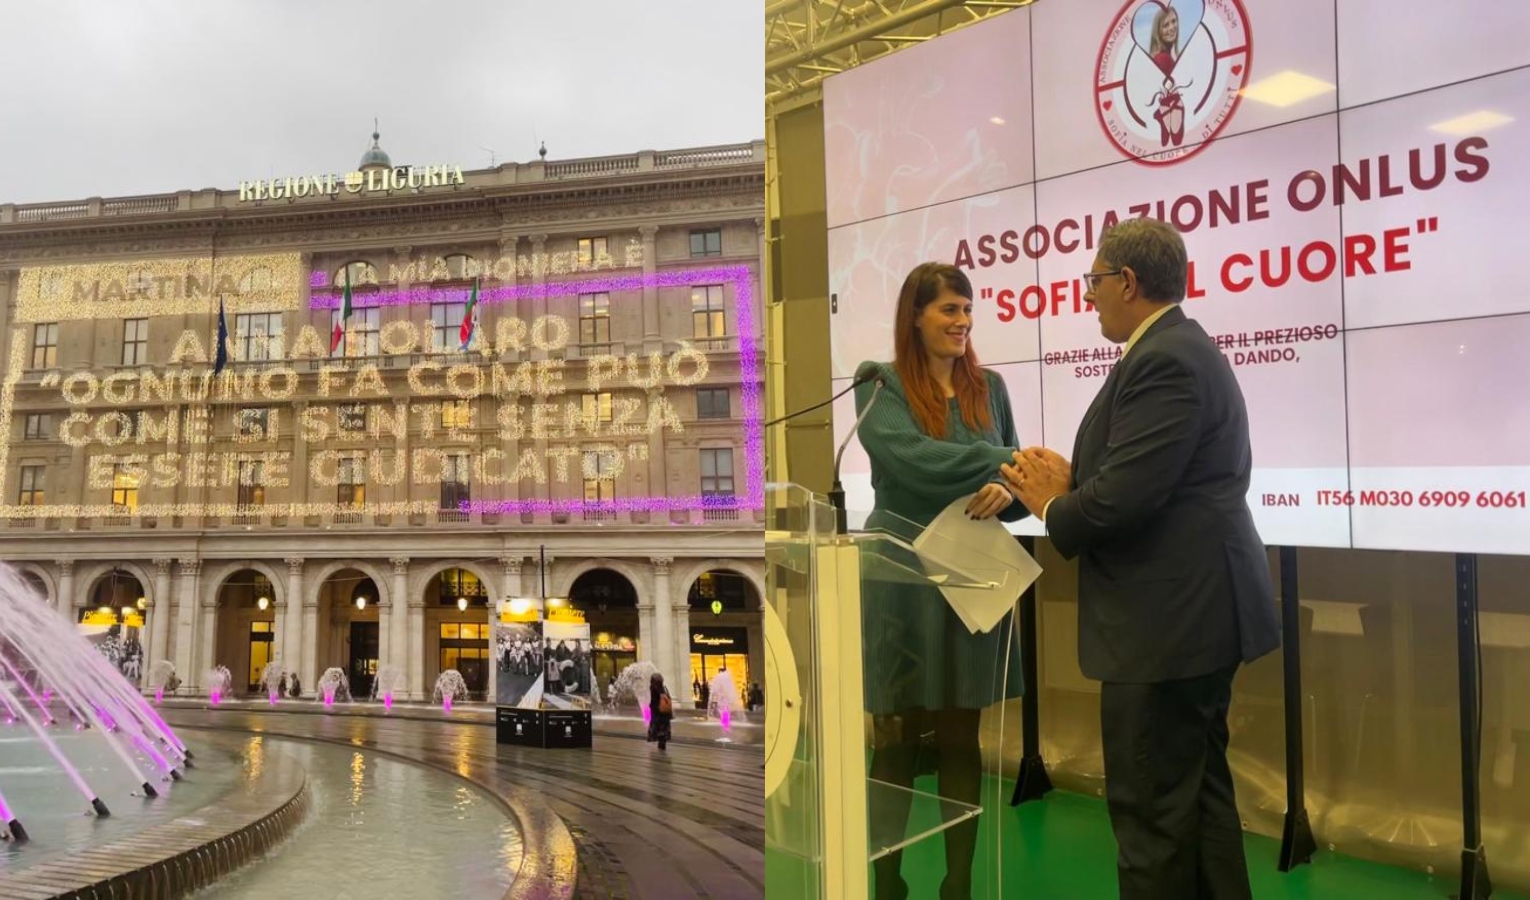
xmin=237 ymin=164 xmax=468 ymax=202
xmin=1096 ymin=0 xmax=1252 ymax=165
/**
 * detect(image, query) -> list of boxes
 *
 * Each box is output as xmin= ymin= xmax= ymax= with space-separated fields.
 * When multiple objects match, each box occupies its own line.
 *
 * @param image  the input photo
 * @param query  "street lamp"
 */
xmin=257 ymin=596 xmax=269 ymax=611
xmin=356 ymin=596 xmax=368 ymax=611
xmin=456 ymin=596 xmax=468 ymax=612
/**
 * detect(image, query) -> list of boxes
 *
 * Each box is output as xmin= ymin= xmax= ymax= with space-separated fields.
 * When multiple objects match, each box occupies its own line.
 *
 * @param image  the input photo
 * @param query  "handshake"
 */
xmin=967 ymin=447 xmax=1073 ymax=521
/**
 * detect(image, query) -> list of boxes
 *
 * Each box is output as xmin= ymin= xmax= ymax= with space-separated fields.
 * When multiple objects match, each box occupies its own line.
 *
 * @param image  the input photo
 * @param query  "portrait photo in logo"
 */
xmin=1095 ymin=0 xmax=1252 ymax=165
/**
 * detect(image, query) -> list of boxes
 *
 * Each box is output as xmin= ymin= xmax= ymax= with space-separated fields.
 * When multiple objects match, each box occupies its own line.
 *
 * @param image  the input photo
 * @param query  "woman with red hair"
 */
xmin=854 ymin=261 xmax=1029 ymax=899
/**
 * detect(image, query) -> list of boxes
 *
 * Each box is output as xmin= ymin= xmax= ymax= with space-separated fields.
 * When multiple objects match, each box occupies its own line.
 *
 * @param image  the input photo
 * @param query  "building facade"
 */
xmin=0 ymin=136 xmax=765 ymax=705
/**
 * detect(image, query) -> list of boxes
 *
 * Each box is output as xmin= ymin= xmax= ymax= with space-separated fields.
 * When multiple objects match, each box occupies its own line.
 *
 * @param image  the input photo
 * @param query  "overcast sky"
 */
xmin=0 ymin=1 xmax=762 ymax=205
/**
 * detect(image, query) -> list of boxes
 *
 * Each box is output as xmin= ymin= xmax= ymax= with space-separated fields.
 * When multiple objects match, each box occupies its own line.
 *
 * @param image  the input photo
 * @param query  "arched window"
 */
xmin=334 ymin=261 xmax=380 ymax=287
xmin=433 ymin=254 xmax=478 ymax=282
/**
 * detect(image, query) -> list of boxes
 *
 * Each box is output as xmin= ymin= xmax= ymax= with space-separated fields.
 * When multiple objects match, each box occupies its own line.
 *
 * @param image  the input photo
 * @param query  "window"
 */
xmin=237 ymin=407 xmax=270 ymax=439
xmin=338 ymin=404 xmax=368 ymax=433
xmin=441 ymin=400 xmax=472 ymax=430
xmin=335 ymin=261 xmax=380 ymax=287
xmin=431 ymin=303 xmax=465 ymax=351
xmin=23 ymin=414 xmax=48 ymax=440
xmin=696 ymin=387 xmax=730 ymax=419
xmin=436 ymin=568 xmax=487 ymax=604
xmin=583 ymin=450 xmax=616 ymax=504
xmin=235 ymin=312 xmax=285 ymax=361
xmin=578 ymin=293 xmax=610 ymax=346
xmin=111 ymin=464 xmax=140 ymax=512
xmin=690 ymin=229 xmax=722 ymax=258
xmin=336 ymin=456 xmax=365 ymax=507
xmin=332 ymin=306 xmax=380 ymax=357
xmin=122 ymin=319 xmax=149 ymax=366
xmin=440 ymin=254 xmax=477 ymax=280
xmin=577 ymin=237 xmax=609 ymax=268
xmin=440 ymin=454 xmax=471 ymax=510
xmin=692 ymin=285 xmax=726 ymax=338
xmin=117 ymin=410 xmax=141 ymax=440
xmin=237 ymin=459 xmax=265 ymax=509
xmin=700 ymin=448 xmax=735 ymax=497
xmin=582 ymin=392 xmax=613 ymax=424
xmin=31 ymin=323 xmax=58 ymax=369
xmin=17 ymin=465 xmax=44 ymax=505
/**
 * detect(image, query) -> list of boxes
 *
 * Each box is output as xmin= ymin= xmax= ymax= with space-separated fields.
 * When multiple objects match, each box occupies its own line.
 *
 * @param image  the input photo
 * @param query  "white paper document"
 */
xmin=912 ymin=494 xmax=1044 ymax=634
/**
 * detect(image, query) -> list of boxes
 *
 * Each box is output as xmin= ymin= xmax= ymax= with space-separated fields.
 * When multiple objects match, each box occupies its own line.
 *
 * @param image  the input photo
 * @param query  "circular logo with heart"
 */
xmin=1095 ymin=0 xmax=1252 ymax=165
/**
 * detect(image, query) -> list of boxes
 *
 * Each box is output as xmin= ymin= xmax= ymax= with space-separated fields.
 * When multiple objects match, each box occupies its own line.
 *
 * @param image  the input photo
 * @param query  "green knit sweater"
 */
xmin=853 ymin=360 xmax=1031 ymax=532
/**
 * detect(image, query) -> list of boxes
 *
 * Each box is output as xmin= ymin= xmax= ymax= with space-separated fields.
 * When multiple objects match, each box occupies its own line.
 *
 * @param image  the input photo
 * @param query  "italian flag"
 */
xmin=459 ymin=278 xmax=479 ymax=350
xmin=330 ymin=267 xmax=353 ymax=354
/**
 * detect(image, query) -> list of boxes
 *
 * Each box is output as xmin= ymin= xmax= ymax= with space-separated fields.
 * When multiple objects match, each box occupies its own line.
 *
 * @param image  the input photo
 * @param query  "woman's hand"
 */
xmin=965 ymin=482 xmax=1014 ymax=520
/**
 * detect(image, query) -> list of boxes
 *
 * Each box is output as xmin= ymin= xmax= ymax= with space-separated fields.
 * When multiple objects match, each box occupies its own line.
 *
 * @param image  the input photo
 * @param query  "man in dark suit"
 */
xmin=1001 ymin=217 xmax=1280 ymax=900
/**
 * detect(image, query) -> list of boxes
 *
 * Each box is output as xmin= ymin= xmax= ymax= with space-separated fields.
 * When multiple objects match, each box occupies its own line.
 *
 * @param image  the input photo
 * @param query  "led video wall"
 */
xmin=824 ymin=0 xmax=1530 ymax=554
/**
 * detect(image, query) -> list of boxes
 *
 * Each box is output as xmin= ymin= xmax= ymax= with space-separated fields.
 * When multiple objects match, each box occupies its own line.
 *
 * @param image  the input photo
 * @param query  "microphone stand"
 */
xmin=830 ymin=379 xmax=884 ymax=535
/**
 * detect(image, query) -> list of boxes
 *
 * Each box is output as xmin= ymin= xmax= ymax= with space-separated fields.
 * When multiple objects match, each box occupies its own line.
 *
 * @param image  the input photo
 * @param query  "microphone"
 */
xmin=830 ymin=377 xmax=884 ymax=535
xmin=762 ymin=367 xmax=880 ymax=429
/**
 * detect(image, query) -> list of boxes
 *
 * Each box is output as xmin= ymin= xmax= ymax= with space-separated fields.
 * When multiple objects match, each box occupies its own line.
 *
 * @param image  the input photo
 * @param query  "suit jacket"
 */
xmin=1046 ymin=305 xmax=1280 ymax=684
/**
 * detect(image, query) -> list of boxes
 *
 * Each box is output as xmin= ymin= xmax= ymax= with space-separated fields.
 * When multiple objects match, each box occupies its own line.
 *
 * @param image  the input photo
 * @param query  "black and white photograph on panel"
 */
xmin=494 ymin=620 xmax=544 ymax=708
xmin=541 ymin=620 xmax=594 ymax=710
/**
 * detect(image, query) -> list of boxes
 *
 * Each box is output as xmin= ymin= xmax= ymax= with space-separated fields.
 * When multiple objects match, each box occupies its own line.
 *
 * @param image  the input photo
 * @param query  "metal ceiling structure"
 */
xmin=766 ymin=0 xmax=1035 ymax=112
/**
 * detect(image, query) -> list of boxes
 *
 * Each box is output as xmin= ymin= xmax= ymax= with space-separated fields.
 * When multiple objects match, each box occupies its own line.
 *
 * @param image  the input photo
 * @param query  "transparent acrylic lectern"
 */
xmin=766 ymin=483 xmax=1026 ymax=900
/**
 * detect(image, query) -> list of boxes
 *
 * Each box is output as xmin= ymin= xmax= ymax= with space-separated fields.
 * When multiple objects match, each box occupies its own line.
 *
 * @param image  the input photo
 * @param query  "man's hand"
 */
xmin=965 ymin=482 xmax=1014 ymax=520
xmin=1000 ymin=447 xmax=1072 ymax=520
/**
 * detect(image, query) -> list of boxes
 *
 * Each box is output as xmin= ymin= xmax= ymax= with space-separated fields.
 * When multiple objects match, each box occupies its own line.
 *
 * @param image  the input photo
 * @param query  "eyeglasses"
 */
xmin=1083 ymin=269 xmax=1123 ymax=291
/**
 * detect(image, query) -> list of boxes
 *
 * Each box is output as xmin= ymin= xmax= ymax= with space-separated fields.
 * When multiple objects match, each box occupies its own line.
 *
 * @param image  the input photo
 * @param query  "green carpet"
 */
xmin=766 ymin=780 xmax=1528 ymax=899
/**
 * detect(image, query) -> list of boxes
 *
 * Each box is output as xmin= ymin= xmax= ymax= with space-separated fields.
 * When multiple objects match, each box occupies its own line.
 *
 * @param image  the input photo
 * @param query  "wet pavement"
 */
xmin=161 ymin=703 xmax=764 ymax=900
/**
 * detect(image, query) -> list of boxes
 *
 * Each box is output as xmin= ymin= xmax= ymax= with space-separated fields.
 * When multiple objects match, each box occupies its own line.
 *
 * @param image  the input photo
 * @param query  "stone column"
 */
xmin=393 ymin=246 xmax=414 ymax=290
xmin=530 ymin=233 xmax=549 ymax=324
xmin=174 ymin=559 xmax=200 ymax=689
xmin=283 ymin=558 xmax=305 ymax=675
xmin=199 ymin=594 xmax=219 ymax=683
xmin=636 ymin=600 xmax=657 ymax=669
xmin=672 ymin=583 xmax=692 ymax=708
xmin=639 ymin=225 xmax=660 ymax=352
xmin=55 ymin=559 xmax=75 ymax=620
xmin=291 ymin=401 xmax=309 ymax=510
xmin=650 ymin=557 xmax=674 ymax=682
xmin=149 ymin=558 xmax=173 ymax=669
xmin=0 ymin=270 xmax=12 ymax=347
xmin=393 ymin=400 xmax=411 ymax=509
xmin=499 ymin=234 xmax=520 ymax=290
xmin=301 ymin=588 xmax=319 ymax=698
xmin=390 ymin=557 xmax=410 ymax=676
xmin=408 ymin=599 xmax=425 ymax=701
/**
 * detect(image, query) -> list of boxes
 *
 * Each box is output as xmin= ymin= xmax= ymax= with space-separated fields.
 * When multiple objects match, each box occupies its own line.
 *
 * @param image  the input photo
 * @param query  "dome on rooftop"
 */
xmin=359 ymin=130 xmax=391 ymax=170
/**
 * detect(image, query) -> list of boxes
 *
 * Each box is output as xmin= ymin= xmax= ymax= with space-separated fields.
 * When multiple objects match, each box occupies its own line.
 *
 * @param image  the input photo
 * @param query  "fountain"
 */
xmin=709 ymin=667 xmax=740 ymax=743
xmin=371 ymin=664 xmax=406 ymax=711
xmin=146 ymin=660 xmax=177 ymax=704
xmin=204 ymin=665 xmax=233 ymax=706
xmin=433 ymin=669 xmax=468 ymax=713
xmin=0 ymin=563 xmax=189 ymax=843
xmin=259 ymin=661 xmax=284 ymax=705
xmin=610 ymin=661 xmax=662 ymax=726
xmin=317 ymin=668 xmax=350 ymax=709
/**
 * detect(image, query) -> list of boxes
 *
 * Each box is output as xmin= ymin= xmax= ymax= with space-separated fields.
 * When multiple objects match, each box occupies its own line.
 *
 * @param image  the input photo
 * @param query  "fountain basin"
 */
xmin=0 ymin=731 xmax=308 ymax=898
